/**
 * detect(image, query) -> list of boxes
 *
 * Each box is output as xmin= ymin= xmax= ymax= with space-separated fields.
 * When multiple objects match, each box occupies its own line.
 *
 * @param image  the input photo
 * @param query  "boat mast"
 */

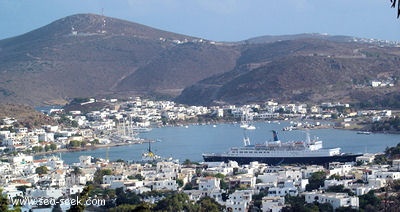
xmin=304 ymin=130 xmax=311 ymax=148
xmin=243 ymin=129 xmax=251 ymax=146
xmin=148 ymin=140 xmax=152 ymax=153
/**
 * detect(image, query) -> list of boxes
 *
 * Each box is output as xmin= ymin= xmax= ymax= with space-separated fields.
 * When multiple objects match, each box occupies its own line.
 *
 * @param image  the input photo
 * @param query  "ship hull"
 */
xmin=202 ymin=154 xmax=363 ymax=166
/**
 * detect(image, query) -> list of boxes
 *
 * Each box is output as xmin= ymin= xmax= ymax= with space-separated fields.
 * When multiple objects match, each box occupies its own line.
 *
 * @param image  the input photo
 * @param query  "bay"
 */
xmin=45 ymin=121 xmax=400 ymax=165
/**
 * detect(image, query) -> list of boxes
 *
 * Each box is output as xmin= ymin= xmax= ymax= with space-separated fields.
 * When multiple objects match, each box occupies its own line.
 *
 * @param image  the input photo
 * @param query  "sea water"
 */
xmin=43 ymin=121 xmax=400 ymax=164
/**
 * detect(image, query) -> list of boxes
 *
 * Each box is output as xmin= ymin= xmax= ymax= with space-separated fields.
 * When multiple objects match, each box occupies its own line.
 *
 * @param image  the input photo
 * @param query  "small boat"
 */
xmin=142 ymin=141 xmax=161 ymax=162
xmin=132 ymin=126 xmax=152 ymax=133
xmin=357 ymin=131 xmax=371 ymax=135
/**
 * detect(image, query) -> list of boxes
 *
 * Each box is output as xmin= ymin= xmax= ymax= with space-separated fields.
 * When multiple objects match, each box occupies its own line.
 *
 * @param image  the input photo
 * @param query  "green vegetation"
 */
xmin=197 ymin=196 xmax=225 ymax=212
xmin=68 ymin=140 xmax=80 ymax=148
xmin=115 ymin=187 xmax=141 ymax=206
xmin=374 ymin=142 xmax=400 ymax=164
xmin=252 ymin=190 xmax=268 ymax=210
xmin=305 ymin=171 xmax=327 ymax=191
xmin=128 ymin=174 xmax=144 ymax=181
xmin=35 ymin=166 xmax=48 ymax=175
xmin=326 ymin=185 xmax=354 ymax=196
xmin=57 ymin=115 xmax=78 ymax=128
xmin=152 ymin=192 xmax=224 ymax=212
xmin=176 ymin=179 xmax=184 ymax=187
xmin=182 ymin=159 xmax=200 ymax=166
xmin=93 ymin=169 xmax=113 ymax=185
xmin=32 ymin=146 xmax=43 ymax=153
xmin=68 ymin=185 xmax=92 ymax=212
xmin=152 ymin=192 xmax=195 ymax=211
xmin=0 ymin=189 xmax=9 ymax=212
xmin=371 ymin=117 xmax=400 ymax=132
xmin=358 ymin=190 xmax=381 ymax=211
xmin=282 ymin=195 xmax=334 ymax=212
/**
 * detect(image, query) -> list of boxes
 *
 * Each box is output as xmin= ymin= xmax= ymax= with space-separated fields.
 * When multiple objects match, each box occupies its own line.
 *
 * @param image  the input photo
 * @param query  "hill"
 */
xmin=176 ymin=39 xmax=400 ymax=106
xmin=1 ymin=14 xmax=400 ymax=107
xmin=0 ymin=14 xmax=237 ymax=105
xmin=0 ymin=104 xmax=56 ymax=128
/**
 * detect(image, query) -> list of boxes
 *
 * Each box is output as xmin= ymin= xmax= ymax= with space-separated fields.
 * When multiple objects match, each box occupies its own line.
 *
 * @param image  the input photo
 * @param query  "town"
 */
xmin=0 ymin=97 xmax=399 ymax=211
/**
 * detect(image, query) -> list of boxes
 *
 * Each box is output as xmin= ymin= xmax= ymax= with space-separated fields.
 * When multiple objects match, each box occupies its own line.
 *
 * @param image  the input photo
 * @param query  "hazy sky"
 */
xmin=0 ymin=0 xmax=399 ymax=42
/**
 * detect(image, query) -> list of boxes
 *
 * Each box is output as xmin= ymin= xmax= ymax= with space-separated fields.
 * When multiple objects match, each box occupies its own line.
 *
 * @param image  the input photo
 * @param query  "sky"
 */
xmin=0 ymin=0 xmax=399 ymax=42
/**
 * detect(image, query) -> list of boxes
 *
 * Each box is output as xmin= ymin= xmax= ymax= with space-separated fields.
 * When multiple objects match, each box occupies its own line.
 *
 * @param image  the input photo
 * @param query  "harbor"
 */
xmin=47 ymin=121 xmax=400 ymax=165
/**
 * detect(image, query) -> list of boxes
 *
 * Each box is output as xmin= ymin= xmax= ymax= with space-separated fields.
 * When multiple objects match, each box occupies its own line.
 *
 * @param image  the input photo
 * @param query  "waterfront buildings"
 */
xmin=0 ymin=97 xmax=399 ymax=210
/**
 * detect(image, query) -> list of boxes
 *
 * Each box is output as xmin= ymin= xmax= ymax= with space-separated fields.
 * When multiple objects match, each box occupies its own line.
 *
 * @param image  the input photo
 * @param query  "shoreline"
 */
xmin=30 ymin=120 xmax=400 ymax=160
xmin=32 ymin=141 xmax=141 ymax=157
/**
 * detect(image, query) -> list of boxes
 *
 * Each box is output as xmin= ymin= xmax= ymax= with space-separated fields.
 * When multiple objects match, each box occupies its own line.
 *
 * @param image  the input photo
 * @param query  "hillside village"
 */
xmin=2 ymin=152 xmax=400 ymax=211
xmin=0 ymin=97 xmax=395 ymax=155
xmin=0 ymin=97 xmax=399 ymax=211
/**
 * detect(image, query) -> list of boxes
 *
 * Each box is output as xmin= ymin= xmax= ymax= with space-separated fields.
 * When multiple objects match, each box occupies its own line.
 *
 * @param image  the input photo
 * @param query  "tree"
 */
xmin=36 ymin=166 xmax=48 ymax=175
xmin=252 ymin=189 xmax=269 ymax=210
xmin=0 ymin=189 xmax=9 ymax=212
xmin=45 ymin=145 xmax=50 ymax=152
xmin=93 ymin=169 xmax=113 ymax=185
xmin=71 ymin=166 xmax=82 ymax=176
xmin=69 ymin=140 xmax=81 ymax=148
xmin=392 ymin=0 xmax=400 ymax=18
xmin=32 ymin=146 xmax=43 ymax=153
xmin=127 ymin=174 xmax=144 ymax=181
xmin=68 ymin=185 xmax=91 ymax=212
xmin=109 ymin=204 xmax=141 ymax=212
xmin=115 ymin=159 xmax=125 ymax=163
xmin=358 ymin=190 xmax=380 ymax=210
xmin=182 ymin=159 xmax=198 ymax=166
xmin=16 ymin=185 xmax=29 ymax=194
xmin=183 ymin=182 xmax=194 ymax=190
xmin=335 ymin=207 xmax=358 ymax=212
xmin=318 ymin=203 xmax=334 ymax=212
xmin=176 ymin=179 xmax=184 ymax=187
xmin=326 ymin=185 xmax=355 ymax=196
xmin=115 ymin=187 xmax=141 ymax=206
xmin=197 ymin=196 xmax=225 ymax=212
xmin=282 ymin=195 xmax=307 ymax=212
xmin=50 ymin=143 xmax=57 ymax=151
xmin=153 ymin=192 xmax=197 ymax=211
xmin=306 ymin=171 xmax=327 ymax=191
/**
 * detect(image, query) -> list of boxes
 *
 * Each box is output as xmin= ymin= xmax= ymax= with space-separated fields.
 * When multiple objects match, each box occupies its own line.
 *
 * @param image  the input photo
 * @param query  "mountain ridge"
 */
xmin=1 ymin=13 xmax=400 ymax=107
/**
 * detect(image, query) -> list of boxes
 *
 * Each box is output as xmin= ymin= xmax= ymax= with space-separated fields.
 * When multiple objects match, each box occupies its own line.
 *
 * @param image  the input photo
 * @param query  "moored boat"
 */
xmin=203 ymin=130 xmax=362 ymax=166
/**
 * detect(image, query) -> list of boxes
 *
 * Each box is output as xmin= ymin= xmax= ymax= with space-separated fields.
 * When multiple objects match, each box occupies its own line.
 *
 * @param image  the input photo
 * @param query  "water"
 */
xmin=44 ymin=122 xmax=400 ymax=165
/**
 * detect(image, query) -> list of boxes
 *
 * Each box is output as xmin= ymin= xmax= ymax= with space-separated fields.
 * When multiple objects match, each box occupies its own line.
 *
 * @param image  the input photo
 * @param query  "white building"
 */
xmin=267 ymin=186 xmax=298 ymax=197
xmin=27 ymin=188 xmax=64 ymax=199
xmin=103 ymin=175 xmax=126 ymax=184
xmin=225 ymin=190 xmax=253 ymax=212
xmin=328 ymin=162 xmax=353 ymax=177
xmin=304 ymin=192 xmax=359 ymax=210
xmin=262 ymin=196 xmax=285 ymax=212
xmin=198 ymin=177 xmax=220 ymax=191
xmin=9 ymin=154 xmax=33 ymax=165
xmin=151 ymin=179 xmax=178 ymax=191
xmin=356 ymin=154 xmax=375 ymax=164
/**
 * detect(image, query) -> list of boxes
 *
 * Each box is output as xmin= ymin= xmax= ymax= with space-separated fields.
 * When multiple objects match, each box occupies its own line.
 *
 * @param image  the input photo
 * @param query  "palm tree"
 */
xmin=391 ymin=0 xmax=400 ymax=18
xmin=71 ymin=166 xmax=82 ymax=176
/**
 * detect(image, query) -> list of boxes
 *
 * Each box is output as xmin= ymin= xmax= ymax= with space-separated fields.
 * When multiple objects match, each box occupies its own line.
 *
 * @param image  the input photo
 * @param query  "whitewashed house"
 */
xmin=304 ymin=191 xmax=359 ymax=210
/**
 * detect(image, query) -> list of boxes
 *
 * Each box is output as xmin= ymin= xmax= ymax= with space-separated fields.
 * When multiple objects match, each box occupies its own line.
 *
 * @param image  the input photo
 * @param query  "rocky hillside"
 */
xmin=176 ymin=39 xmax=400 ymax=106
xmin=0 ymin=104 xmax=56 ymax=128
xmin=0 ymin=14 xmax=237 ymax=105
xmin=1 ymin=14 xmax=400 ymax=107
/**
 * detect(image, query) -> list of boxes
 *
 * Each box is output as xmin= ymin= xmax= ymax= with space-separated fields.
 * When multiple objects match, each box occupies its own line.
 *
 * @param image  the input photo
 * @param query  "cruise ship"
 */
xmin=203 ymin=130 xmax=362 ymax=166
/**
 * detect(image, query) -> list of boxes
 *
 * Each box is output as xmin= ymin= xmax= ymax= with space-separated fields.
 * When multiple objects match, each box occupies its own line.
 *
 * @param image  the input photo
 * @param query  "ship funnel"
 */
xmin=272 ymin=130 xmax=279 ymax=141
